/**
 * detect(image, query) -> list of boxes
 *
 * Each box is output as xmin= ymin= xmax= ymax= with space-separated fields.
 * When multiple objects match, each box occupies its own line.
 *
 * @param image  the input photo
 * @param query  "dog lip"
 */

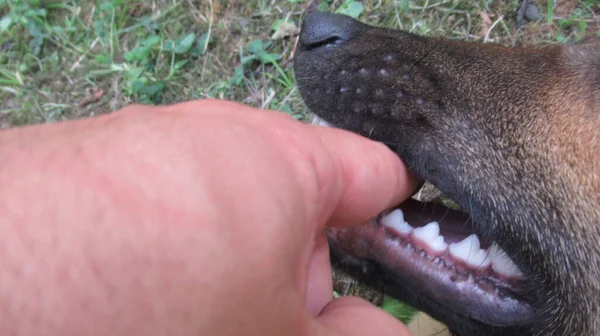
xmin=327 ymin=199 xmax=537 ymax=327
xmin=310 ymin=114 xmax=535 ymax=325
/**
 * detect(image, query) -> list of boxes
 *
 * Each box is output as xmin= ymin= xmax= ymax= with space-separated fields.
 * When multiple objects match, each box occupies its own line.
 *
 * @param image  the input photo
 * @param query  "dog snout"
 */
xmin=299 ymin=12 xmax=362 ymax=49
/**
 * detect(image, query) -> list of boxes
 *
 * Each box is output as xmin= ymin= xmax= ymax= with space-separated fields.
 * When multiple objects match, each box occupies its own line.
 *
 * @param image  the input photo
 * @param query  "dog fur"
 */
xmin=293 ymin=11 xmax=600 ymax=336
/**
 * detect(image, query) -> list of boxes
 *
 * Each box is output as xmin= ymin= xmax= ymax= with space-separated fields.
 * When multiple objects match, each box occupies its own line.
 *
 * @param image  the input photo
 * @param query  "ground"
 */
xmin=1 ymin=0 xmax=598 ymax=330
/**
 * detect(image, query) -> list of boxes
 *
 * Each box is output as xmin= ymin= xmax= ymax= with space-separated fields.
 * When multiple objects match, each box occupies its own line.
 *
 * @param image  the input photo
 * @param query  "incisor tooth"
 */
xmin=430 ymin=235 xmax=448 ymax=252
xmin=413 ymin=222 xmax=447 ymax=252
xmin=489 ymin=244 xmax=523 ymax=277
xmin=311 ymin=115 xmax=332 ymax=127
xmin=448 ymin=235 xmax=491 ymax=268
xmin=381 ymin=209 xmax=413 ymax=235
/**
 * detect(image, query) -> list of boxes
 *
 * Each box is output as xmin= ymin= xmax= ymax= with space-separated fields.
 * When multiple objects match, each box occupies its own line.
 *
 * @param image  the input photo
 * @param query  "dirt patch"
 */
xmin=554 ymin=0 xmax=578 ymax=17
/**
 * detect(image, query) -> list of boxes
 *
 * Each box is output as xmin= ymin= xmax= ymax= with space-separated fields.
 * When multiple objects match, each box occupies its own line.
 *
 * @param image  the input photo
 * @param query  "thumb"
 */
xmin=317 ymin=296 xmax=414 ymax=336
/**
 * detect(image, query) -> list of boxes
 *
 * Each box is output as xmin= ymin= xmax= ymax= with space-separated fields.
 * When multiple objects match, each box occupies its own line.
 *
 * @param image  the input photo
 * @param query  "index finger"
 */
xmin=307 ymin=124 xmax=419 ymax=228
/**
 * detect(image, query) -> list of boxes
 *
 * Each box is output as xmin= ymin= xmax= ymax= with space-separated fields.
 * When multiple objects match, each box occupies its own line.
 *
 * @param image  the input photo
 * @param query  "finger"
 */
xmin=305 ymin=233 xmax=333 ymax=317
xmin=308 ymin=125 xmax=420 ymax=228
xmin=144 ymin=99 xmax=418 ymax=228
xmin=317 ymin=296 xmax=414 ymax=336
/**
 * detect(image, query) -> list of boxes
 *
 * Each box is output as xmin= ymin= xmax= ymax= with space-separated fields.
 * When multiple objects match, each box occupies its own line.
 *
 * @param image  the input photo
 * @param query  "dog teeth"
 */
xmin=489 ymin=244 xmax=523 ymax=277
xmin=379 ymin=210 xmax=523 ymax=278
xmin=413 ymin=222 xmax=447 ymax=252
xmin=449 ymin=235 xmax=491 ymax=269
xmin=381 ymin=209 xmax=413 ymax=235
xmin=310 ymin=115 xmax=332 ymax=127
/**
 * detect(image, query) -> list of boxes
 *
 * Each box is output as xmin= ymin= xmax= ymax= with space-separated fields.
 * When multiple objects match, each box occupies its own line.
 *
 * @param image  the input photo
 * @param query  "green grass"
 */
xmin=1 ymin=0 xmax=598 ymax=128
xmin=1 ymin=0 xmax=598 ymax=325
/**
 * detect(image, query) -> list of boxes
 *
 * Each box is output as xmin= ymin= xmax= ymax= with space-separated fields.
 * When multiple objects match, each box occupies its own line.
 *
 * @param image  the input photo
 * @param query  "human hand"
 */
xmin=0 ymin=99 xmax=417 ymax=335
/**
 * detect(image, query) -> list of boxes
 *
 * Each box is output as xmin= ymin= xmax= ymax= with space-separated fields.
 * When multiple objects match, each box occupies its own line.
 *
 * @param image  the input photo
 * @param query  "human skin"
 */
xmin=0 ymin=99 xmax=417 ymax=336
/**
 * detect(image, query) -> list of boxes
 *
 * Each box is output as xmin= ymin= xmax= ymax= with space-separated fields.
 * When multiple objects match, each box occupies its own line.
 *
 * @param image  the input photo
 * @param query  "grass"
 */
xmin=1 ymin=0 xmax=598 ymax=326
xmin=1 ymin=0 xmax=598 ymax=128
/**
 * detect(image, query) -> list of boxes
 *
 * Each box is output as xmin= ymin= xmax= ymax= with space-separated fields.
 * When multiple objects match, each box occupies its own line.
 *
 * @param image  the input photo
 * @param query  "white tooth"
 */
xmin=430 ymin=235 xmax=448 ymax=252
xmin=412 ymin=222 xmax=447 ymax=252
xmin=413 ymin=221 xmax=440 ymax=240
xmin=449 ymin=235 xmax=491 ymax=268
xmin=311 ymin=115 xmax=332 ymax=127
xmin=381 ymin=209 xmax=413 ymax=235
xmin=489 ymin=244 xmax=523 ymax=277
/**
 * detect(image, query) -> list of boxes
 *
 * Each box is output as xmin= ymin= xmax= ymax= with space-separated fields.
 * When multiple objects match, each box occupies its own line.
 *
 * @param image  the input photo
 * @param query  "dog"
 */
xmin=293 ymin=10 xmax=600 ymax=336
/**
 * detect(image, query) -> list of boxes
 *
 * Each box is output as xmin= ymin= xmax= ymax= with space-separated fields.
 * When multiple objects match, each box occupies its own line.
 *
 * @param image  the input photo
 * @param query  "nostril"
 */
xmin=299 ymin=11 xmax=364 ymax=50
xmin=301 ymin=35 xmax=343 ymax=51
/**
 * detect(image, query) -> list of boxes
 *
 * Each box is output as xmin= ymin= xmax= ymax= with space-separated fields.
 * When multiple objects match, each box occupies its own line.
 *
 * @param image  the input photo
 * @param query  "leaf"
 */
xmin=271 ymin=19 xmax=284 ymax=31
xmin=125 ymin=45 xmax=153 ymax=63
xmin=345 ymin=1 xmax=364 ymax=18
xmin=100 ymin=1 xmax=114 ymax=11
xmin=131 ymin=78 xmax=148 ymax=94
xmin=381 ymin=296 xmax=417 ymax=324
xmin=175 ymin=33 xmax=195 ymax=54
xmin=318 ymin=1 xmax=330 ymax=11
xmin=278 ymin=104 xmax=292 ymax=114
xmin=26 ymin=19 xmax=43 ymax=37
xmin=25 ymin=8 xmax=47 ymax=18
xmin=246 ymin=39 xmax=265 ymax=54
xmin=128 ymin=67 xmax=144 ymax=82
xmin=229 ymin=64 xmax=245 ymax=86
xmin=140 ymin=16 xmax=159 ymax=31
xmin=259 ymin=53 xmax=281 ymax=64
xmin=246 ymin=39 xmax=280 ymax=64
xmin=141 ymin=80 xmax=166 ymax=96
xmin=142 ymin=35 xmax=161 ymax=46
xmin=192 ymin=32 xmax=214 ymax=57
xmin=29 ymin=36 xmax=44 ymax=56
xmin=162 ymin=39 xmax=175 ymax=52
xmin=241 ymin=54 xmax=257 ymax=65
xmin=100 ymin=0 xmax=125 ymax=11
xmin=95 ymin=52 xmax=112 ymax=64
xmin=173 ymin=59 xmax=188 ymax=70
xmin=336 ymin=1 xmax=364 ymax=19
xmin=0 ymin=16 xmax=12 ymax=31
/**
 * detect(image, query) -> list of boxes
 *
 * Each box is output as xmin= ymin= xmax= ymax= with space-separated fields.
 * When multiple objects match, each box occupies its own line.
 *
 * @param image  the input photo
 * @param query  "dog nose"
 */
xmin=299 ymin=12 xmax=361 ymax=48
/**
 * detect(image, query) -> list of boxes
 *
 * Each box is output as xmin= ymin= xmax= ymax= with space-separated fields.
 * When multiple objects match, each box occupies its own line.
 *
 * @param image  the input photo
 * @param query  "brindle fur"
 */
xmin=293 ymin=11 xmax=600 ymax=336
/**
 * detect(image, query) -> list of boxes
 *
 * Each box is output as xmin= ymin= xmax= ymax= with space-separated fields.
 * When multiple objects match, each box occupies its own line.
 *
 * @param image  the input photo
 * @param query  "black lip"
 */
xmin=327 ymin=199 xmax=537 ymax=327
xmin=294 ymin=11 xmax=542 ymax=334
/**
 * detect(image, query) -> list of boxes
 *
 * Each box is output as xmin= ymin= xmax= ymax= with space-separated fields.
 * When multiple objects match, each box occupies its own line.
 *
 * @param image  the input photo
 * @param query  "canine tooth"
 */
xmin=413 ymin=222 xmax=447 ymax=252
xmin=413 ymin=221 xmax=440 ymax=241
xmin=381 ymin=209 xmax=413 ymax=235
xmin=310 ymin=115 xmax=332 ymax=127
xmin=489 ymin=244 xmax=523 ymax=277
xmin=448 ymin=235 xmax=491 ymax=268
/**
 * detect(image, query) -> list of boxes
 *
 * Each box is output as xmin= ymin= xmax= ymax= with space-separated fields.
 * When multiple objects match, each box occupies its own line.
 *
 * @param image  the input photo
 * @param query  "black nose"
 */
xmin=299 ymin=12 xmax=363 ymax=49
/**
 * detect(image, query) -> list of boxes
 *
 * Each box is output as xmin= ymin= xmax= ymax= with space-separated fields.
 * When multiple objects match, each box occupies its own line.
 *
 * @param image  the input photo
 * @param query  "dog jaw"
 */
xmin=294 ymin=11 xmax=600 ymax=336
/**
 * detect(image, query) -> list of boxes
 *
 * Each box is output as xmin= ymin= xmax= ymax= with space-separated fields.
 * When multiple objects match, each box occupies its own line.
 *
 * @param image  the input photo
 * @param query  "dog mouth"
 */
xmin=312 ymin=116 xmax=536 ymax=327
